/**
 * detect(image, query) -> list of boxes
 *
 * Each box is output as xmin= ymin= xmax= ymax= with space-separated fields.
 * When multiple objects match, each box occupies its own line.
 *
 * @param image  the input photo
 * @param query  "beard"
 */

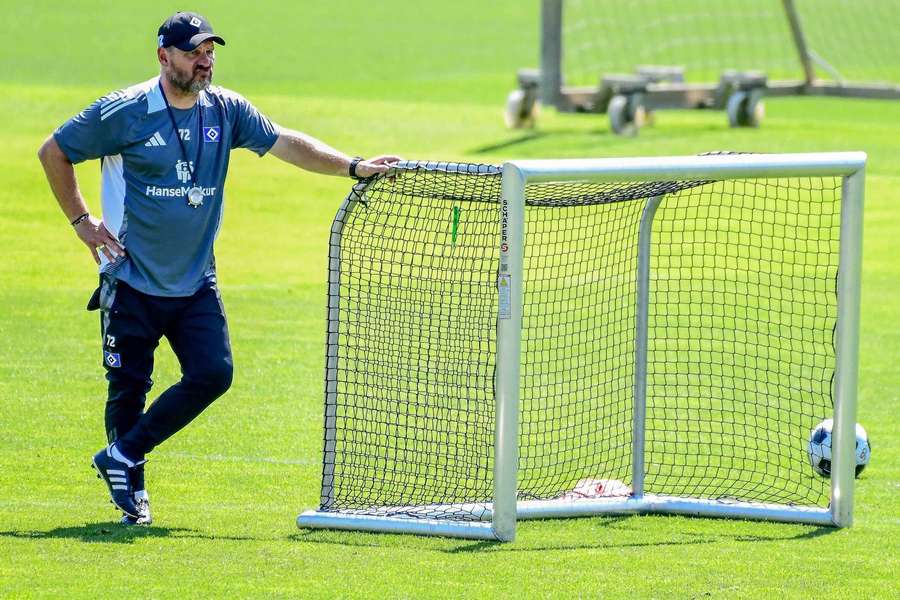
xmin=165 ymin=64 xmax=212 ymax=94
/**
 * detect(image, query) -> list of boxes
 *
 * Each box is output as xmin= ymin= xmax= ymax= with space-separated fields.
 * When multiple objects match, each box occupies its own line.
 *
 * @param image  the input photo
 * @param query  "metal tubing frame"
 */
xmin=298 ymin=152 xmax=867 ymax=540
xmin=319 ymin=185 xmax=366 ymax=510
xmin=513 ymin=152 xmax=866 ymax=184
xmin=298 ymin=170 xmax=519 ymax=542
xmin=492 ymin=164 xmax=527 ymax=542
xmin=831 ymin=169 xmax=865 ymax=526
xmin=515 ymin=496 xmax=834 ymax=525
xmin=299 ymin=162 xmax=528 ymax=542
xmin=782 ymin=0 xmax=817 ymax=86
xmin=509 ymin=152 xmax=866 ymax=530
xmin=297 ymin=511 xmax=497 ymax=539
xmin=540 ymin=0 xmax=564 ymax=107
xmin=553 ymin=81 xmax=900 ymax=115
xmin=632 ymin=196 xmax=663 ymax=498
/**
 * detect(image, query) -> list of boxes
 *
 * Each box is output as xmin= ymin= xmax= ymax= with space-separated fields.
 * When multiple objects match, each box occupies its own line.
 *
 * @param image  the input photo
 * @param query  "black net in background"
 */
xmin=318 ymin=162 xmax=838 ymax=521
xmin=563 ymin=0 xmax=900 ymax=86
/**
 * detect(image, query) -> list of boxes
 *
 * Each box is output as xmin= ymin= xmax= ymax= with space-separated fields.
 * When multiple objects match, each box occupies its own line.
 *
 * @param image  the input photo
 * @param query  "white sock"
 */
xmin=109 ymin=443 xmax=136 ymax=468
xmin=134 ymin=489 xmax=149 ymax=501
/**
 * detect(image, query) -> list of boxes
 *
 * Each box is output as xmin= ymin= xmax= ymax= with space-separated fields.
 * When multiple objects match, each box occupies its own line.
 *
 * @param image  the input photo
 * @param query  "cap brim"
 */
xmin=174 ymin=33 xmax=226 ymax=51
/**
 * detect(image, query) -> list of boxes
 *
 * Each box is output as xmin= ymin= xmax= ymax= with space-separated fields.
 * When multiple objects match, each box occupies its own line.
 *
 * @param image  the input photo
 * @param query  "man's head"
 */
xmin=157 ymin=12 xmax=225 ymax=94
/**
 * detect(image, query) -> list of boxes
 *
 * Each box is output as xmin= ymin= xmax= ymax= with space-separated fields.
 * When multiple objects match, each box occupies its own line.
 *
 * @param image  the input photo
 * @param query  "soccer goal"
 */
xmin=297 ymin=152 xmax=866 ymax=541
xmin=506 ymin=0 xmax=900 ymax=134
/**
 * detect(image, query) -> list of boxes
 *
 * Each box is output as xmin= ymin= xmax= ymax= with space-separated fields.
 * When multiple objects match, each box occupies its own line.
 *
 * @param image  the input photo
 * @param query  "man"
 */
xmin=37 ymin=11 xmax=399 ymax=525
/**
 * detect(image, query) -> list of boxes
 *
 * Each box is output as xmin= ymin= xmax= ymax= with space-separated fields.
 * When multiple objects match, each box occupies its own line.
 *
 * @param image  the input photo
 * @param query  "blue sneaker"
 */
xmin=91 ymin=446 xmax=140 ymax=518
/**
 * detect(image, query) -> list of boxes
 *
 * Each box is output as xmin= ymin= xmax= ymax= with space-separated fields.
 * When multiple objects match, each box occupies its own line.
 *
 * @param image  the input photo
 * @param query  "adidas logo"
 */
xmin=144 ymin=132 xmax=167 ymax=147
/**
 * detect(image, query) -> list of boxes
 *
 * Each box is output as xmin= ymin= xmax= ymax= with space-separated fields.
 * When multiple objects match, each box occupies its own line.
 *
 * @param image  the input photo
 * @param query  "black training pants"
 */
xmin=92 ymin=276 xmax=233 ymax=463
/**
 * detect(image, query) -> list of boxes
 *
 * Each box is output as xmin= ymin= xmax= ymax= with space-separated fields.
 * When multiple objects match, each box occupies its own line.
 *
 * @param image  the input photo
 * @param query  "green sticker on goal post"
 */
xmin=452 ymin=206 xmax=460 ymax=245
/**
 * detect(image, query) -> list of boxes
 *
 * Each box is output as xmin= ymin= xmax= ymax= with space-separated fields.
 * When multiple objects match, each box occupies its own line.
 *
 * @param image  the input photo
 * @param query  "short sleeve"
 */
xmin=53 ymin=95 xmax=131 ymax=164
xmin=228 ymin=93 xmax=280 ymax=156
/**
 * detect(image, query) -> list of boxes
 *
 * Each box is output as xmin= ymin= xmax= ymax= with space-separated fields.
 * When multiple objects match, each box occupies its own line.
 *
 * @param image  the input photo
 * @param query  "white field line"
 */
xmin=0 ymin=499 xmax=291 ymax=512
xmin=159 ymin=451 xmax=317 ymax=466
xmin=0 ymin=454 xmax=317 ymax=509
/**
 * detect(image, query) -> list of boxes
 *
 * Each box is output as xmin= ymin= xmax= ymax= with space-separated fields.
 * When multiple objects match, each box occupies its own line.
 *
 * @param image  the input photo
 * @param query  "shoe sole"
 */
xmin=91 ymin=459 xmax=140 ymax=518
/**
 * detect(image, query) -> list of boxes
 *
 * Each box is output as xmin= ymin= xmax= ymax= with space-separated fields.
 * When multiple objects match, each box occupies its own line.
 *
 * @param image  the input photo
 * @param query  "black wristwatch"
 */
xmin=349 ymin=156 xmax=365 ymax=180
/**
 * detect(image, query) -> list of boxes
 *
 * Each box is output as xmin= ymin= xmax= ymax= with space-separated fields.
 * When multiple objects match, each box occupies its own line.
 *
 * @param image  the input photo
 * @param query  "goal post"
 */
xmin=508 ymin=0 xmax=900 ymax=133
xmin=297 ymin=152 xmax=866 ymax=541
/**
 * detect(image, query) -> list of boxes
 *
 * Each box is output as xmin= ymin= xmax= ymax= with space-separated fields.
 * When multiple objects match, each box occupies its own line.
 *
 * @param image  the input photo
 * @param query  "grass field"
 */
xmin=1 ymin=1 xmax=899 ymax=597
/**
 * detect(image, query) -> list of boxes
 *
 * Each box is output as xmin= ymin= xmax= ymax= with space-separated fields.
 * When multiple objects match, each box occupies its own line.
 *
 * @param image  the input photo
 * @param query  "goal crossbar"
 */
xmin=298 ymin=152 xmax=866 ymax=542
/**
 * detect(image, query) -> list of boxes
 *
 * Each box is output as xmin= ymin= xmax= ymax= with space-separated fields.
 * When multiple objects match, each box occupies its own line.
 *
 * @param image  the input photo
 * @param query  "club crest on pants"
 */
xmin=104 ymin=351 xmax=122 ymax=368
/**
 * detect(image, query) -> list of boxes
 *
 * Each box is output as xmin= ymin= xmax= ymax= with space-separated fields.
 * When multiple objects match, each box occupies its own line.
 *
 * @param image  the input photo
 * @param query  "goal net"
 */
xmin=299 ymin=153 xmax=865 ymax=540
xmin=563 ymin=0 xmax=900 ymax=86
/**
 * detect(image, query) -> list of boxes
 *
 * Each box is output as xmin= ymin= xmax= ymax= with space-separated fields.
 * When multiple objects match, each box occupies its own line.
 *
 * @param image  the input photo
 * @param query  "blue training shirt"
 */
xmin=54 ymin=76 xmax=280 ymax=297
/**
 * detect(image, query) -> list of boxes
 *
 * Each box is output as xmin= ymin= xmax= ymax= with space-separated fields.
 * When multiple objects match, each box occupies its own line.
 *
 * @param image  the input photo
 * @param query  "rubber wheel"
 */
xmin=727 ymin=91 xmax=765 ymax=128
xmin=504 ymin=89 xmax=537 ymax=129
xmin=608 ymin=94 xmax=645 ymax=136
xmin=744 ymin=90 xmax=765 ymax=127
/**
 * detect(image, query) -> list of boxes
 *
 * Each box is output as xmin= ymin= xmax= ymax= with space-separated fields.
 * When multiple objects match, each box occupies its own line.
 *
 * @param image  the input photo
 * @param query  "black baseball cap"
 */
xmin=158 ymin=12 xmax=225 ymax=51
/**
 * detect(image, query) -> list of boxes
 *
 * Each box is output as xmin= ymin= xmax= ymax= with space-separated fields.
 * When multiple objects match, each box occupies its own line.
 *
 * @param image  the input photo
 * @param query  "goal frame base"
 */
xmin=298 ymin=495 xmax=835 ymax=540
xmin=551 ymin=80 xmax=900 ymax=115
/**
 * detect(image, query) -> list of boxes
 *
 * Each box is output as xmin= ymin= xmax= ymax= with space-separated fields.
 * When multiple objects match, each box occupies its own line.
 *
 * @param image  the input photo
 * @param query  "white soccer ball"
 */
xmin=807 ymin=418 xmax=871 ymax=478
